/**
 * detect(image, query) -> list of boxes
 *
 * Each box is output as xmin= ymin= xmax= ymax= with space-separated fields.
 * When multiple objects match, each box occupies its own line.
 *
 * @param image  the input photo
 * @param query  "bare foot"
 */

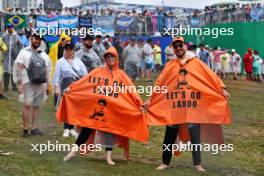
xmin=63 ymin=151 xmax=78 ymax=162
xmin=106 ymin=158 xmax=116 ymax=165
xmin=106 ymin=151 xmax=116 ymax=165
xmin=195 ymin=165 xmax=206 ymax=172
xmin=156 ymin=164 xmax=169 ymax=170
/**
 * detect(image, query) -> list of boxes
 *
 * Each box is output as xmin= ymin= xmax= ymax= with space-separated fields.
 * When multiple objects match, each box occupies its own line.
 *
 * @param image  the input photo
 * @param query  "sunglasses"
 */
xmin=173 ymin=43 xmax=184 ymax=49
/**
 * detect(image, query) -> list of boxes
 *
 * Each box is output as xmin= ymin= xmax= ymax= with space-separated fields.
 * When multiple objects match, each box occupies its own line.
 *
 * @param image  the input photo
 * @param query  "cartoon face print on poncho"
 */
xmin=176 ymin=68 xmax=191 ymax=90
xmin=90 ymin=99 xmax=108 ymax=122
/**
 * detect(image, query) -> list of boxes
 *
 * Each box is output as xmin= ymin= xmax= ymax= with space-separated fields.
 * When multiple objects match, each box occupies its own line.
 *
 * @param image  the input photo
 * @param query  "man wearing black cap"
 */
xmin=103 ymin=35 xmax=113 ymax=50
xmin=93 ymin=34 xmax=106 ymax=64
xmin=76 ymin=35 xmax=102 ymax=73
xmin=122 ymin=36 xmax=141 ymax=81
xmin=2 ymin=23 xmax=23 ymax=91
xmin=144 ymin=36 xmax=231 ymax=172
xmin=53 ymin=42 xmax=87 ymax=138
xmin=13 ymin=32 xmax=51 ymax=137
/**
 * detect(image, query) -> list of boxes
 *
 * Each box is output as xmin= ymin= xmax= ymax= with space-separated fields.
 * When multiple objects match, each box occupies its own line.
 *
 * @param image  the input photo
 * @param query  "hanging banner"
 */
xmin=93 ymin=16 xmax=115 ymax=36
xmin=78 ymin=17 xmax=92 ymax=28
xmin=36 ymin=16 xmax=59 ymax=42
xmin=58 ymin=16 xmax=78 ymax=28
xmin=5 ymin=15 xmax=27 ymax=29
xmin=116 ymin=16 xmax=134 ymax=30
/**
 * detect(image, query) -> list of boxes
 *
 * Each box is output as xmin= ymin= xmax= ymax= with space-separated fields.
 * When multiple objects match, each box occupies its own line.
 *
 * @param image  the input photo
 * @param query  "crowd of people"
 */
xmin=1 ymin=6 xmax=178 ymax=18
xmin=1 ymin=2 xmax=263 ymax=32
xmin=0 ymin=2 xmax=263 ymax=175
xmin=0 ymin=14 xmax=259 ymax=172
xmin=0 ymin=15 xmax=235 ymax=173
xmin=191 ymin=3 xmax=264 ymax=25
xmin=0 ymin=23 xmax=263 ymax=100
xmin=192 ymin=44 xmax=264 ymax=82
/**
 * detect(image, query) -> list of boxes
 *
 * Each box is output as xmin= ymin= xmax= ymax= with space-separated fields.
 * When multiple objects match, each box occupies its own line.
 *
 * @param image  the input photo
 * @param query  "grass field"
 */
xmin=0 ymin=76 xmax=263 ymax=176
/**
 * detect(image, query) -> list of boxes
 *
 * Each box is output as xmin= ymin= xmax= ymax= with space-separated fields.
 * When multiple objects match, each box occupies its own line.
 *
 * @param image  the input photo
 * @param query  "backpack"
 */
xmin=27 ymin=51 xmax=47 ymax=84
xmin=80 ymin=54 xmax=93 ymax=72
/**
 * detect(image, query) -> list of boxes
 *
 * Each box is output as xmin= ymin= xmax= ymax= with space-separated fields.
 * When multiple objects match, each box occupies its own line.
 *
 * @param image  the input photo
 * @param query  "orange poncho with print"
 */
xmin=147 ymin=57 xmax=231 ymax=126
xmin=57 ymin=47 xmax=149 ymax=143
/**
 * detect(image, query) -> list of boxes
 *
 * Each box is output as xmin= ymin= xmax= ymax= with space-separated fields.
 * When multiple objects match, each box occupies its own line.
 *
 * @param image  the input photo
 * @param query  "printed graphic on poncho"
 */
xmin=175 ymin=68 xmax=191 ymax=90
xmin=167 ymin=68 xmax=201 ymax=109
xmin=88 ymin=76 xmax=125 ymax=98
xmin=90 ymin=99 xmax=108 ymax=121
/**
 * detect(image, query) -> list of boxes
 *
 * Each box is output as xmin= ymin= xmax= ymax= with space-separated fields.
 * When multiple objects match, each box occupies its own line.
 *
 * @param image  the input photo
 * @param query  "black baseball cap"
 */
xmin=64 ymin=42 xmax=75 ymax=50
xmin=31 ymin=31 xmax=44 ymax=40
xmin=83 ymin=35 xmax=94 ymax=41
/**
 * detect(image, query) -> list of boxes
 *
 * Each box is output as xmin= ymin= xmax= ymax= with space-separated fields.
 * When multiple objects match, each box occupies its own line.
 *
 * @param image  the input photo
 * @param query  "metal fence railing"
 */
xmin=1 ymin=7 xmax=263 ymax=36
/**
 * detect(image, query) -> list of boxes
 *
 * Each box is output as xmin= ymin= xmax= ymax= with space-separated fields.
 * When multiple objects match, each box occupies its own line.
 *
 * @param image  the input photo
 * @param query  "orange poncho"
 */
xmin=147 ymin=52 xmax=231 ymax=144
xmin=56 ymin=47 xmax=149 ymax=143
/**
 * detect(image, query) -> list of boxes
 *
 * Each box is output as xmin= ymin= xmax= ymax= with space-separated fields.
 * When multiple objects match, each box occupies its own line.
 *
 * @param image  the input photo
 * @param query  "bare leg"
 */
xmin=106 ymin=150 xmax=115 ymax=165
xmin=64 ymin=150 xmax=79 ymax=162
xmin=233 ymin=73 xmax=237 ymax=80
xmin=0 ymin=81 xmax=2 ymax=95
xmin=64 ymin=127 xmax=93 ymax=162
xmin=32 ymin=106 xmax=40 ymax=129
xmin=146 ymin=70 xmax=151 ymax=81
xmin=0 ymin=81 xmax=7 ymax=98
xmin=23 ymin=104 xmax=31 ymax=129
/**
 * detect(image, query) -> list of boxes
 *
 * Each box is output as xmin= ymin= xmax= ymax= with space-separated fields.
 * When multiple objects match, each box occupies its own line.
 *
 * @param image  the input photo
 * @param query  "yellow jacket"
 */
xmin=49 ymin=33 xmax=71 ymax=83
xmin=0 ymin=37 xmax=8 ymax=77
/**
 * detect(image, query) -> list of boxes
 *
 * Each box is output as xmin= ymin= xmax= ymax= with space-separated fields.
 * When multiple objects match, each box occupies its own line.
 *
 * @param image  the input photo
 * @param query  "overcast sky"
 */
xmin=61 ymin=0 xmax=259 ymax=9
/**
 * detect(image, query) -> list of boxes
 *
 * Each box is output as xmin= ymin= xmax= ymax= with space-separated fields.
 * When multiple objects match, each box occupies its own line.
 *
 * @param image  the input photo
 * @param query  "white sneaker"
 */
xmin=69 ymin=129 xmax=78 ymax=138
xmin=63 ymin=129 xmax=70 ymax=137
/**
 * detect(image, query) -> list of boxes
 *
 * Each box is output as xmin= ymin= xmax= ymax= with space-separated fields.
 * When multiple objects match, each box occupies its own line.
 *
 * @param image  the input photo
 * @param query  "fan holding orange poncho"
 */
xmin=57 ymin=47 xmax=148 ymax=165
xmin=144 ymin=36 xmax=231 ymax=172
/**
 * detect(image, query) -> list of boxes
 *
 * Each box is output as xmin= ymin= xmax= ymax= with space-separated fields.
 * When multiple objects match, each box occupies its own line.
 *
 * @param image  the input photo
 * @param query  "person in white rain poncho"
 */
xmin=2 ymin=23 xmax=23 ymax=91
xmin=13 ymin=33 xmax=51 ymax=138
xmin=230 ymin=49 xmax=241 ymax=80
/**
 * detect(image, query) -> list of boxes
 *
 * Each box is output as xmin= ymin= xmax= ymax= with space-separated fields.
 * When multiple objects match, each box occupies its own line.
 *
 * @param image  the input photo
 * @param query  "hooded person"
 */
xmin=2 ymin=23 xmax=23 ymax=91
xmin=0 ymin=37 xmax=8 ymax=99
xmin=48 ymin=33 xmax=71 ymax=107
xmin=231 ymin=49 xmax=241 ymax=80
xmin=144 ymin=36 xmax=231 ymax=172
xmin=243 ymin=48 xmax=254 ymax=80
xmin=58 ymin=47 xmax=148 ymax=165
